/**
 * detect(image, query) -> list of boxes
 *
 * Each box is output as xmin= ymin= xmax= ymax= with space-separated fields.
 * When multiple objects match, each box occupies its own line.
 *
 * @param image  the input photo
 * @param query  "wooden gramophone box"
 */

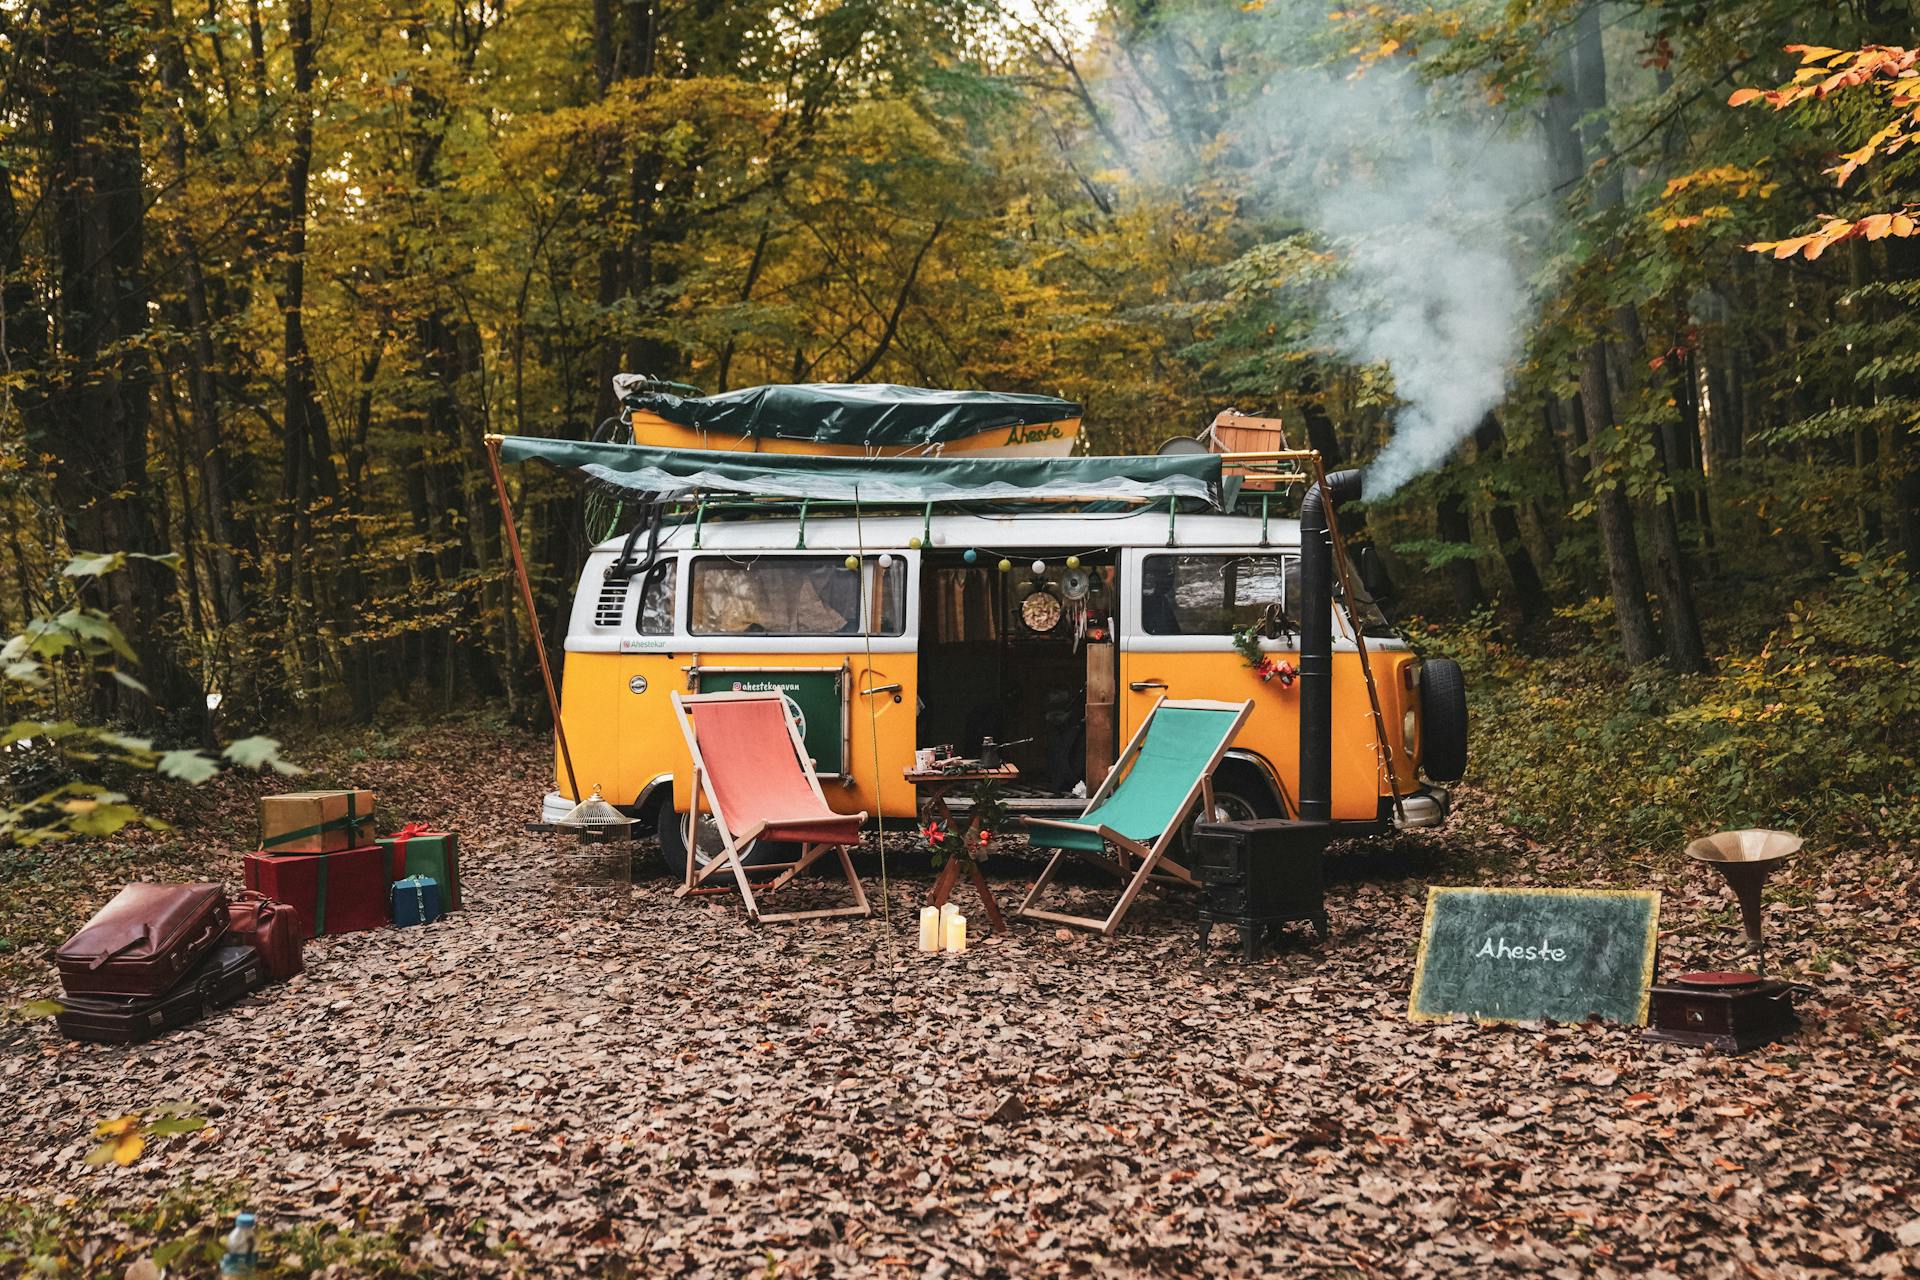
xmin=1644 ymin=971 xmax=1797 ymax=1052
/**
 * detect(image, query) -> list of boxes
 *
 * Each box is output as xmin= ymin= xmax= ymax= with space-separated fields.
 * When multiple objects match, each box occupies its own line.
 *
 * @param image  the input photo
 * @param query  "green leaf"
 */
xmin=5 ymin=659 xmax=48 ymax=688
xmin=64 ymin=802 xmax=142 ymax=838
xmin=109 ymin=668 xmax=152 ymax=696
xmin=224 ymin=736 xmax=301 ymax=775
xmin=58 ymin=611 xmax=139 ymax=662
xmin=62 ymin=551 xmax=125 ymax=578
xmin=11 ymin=999 xmax=64 ymax=1019
xmin=157 ymin=750 xmax=221 ymax=784
xmin=144 ymin=1115 xmax=207 ymax=1137
xmin=152 ymin=1237 xmax=200 ymax=1267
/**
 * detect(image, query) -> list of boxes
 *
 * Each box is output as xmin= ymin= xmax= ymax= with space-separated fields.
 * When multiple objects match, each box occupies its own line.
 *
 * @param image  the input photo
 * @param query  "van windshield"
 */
xmin=689 ymin=555 xmax=904 ymax=636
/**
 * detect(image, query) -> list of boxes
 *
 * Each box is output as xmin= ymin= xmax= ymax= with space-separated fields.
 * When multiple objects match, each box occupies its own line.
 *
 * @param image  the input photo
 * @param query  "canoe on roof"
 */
xmin=614 ymin=378 xmax=1082 ymax=458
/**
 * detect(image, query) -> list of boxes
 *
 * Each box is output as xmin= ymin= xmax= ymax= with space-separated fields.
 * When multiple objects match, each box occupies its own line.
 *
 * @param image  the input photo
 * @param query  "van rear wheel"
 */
xmin=649 ymin=791 xmax=796 ymax=879
xmin=1183 ymin=769 xmax=1280 ymax=853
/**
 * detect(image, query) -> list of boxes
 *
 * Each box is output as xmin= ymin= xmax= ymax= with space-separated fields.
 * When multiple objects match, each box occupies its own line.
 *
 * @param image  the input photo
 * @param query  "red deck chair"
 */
xmin=669 ymin=691 xmax=871 ymax=924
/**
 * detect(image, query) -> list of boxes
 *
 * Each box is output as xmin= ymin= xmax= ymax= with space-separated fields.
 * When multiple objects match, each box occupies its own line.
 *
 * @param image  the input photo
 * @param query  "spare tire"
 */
xmin=1419 ymin=657 xmax=1469 ymax=783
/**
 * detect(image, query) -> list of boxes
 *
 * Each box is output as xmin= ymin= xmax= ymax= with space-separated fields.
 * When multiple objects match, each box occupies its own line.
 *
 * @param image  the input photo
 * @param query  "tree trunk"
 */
xmin=1578 ymin=343 xmax=1662 ymax=665
xmin=26 ymin=0 xmax=194 ymax=724
xmin=157 ymin=0 xmax=244 ymax=631
xmin=1473 ymin=414 xmax=1548 ymax=619
xmin=1434 ymin=483 xmax=1485 ymax=615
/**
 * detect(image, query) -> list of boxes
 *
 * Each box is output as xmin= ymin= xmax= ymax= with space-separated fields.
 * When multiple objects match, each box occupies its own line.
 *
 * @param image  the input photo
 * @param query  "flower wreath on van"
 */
xmin=1232 ymin=618 xmax=1297 ymax=690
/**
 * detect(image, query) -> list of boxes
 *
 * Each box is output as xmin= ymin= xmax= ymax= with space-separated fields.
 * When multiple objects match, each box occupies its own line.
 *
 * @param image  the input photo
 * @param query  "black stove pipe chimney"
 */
xmin=1298 ymin=469 xmax=1363 ymax=823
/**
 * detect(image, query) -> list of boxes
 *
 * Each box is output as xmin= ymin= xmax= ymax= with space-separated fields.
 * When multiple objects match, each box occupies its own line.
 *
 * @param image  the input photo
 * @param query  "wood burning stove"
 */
xmin=1191 ymin=818 xmax=1332 ymax=960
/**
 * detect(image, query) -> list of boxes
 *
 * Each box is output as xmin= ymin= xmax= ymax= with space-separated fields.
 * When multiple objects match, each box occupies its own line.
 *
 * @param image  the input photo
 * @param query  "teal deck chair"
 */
xmin=1015 ymin=697 xmax=1254 ymax=936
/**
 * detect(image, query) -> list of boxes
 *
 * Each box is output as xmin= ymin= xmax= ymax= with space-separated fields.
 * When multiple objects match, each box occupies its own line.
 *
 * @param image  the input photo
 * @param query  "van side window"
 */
xmin=636 ymin=561 xmax=675 ymax=636
xmin=689 ymin=555 xmax=904 ymax=637
xmin=1140 ymin=553 xmax=1298 ymax=635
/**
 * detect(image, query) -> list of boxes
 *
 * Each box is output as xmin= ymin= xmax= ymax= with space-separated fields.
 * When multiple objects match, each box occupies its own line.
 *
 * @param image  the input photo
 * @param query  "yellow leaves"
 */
xmin=1659 ymin=166 xmax=1774 ymax=200
xmin=1747 ymin=208 xmax=1920 ymax=259
xmin=1653 ymin=168 xmax=1772 ymax=236
xmin=1830 ymin=123 xmax=1903 ymax=186
xmin=86 ymin=1116 xmax=146 ymax=1167
xmin=1346 ymin=36 xmax=1405 ymax=78
xmin=83 ymin=1108 xmax=204 ymax=1168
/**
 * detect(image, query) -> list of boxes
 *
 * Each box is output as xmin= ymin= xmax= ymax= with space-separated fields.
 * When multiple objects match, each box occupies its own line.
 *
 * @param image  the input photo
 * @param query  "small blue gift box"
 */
xmin=391 ymin=874 xmax=443 ymax=927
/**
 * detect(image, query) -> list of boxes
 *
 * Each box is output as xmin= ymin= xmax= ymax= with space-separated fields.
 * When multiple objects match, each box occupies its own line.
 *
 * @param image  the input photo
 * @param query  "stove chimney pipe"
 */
xmin=1298 ymin=469 xmax=1363 ymax=823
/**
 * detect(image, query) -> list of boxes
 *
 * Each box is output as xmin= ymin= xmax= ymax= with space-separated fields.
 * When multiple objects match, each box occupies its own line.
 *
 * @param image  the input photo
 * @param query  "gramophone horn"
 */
xmin=1685 ymin=828 xmax=1802 ymax=951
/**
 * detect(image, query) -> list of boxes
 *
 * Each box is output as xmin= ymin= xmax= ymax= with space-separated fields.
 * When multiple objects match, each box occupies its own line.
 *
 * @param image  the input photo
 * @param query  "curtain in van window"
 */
xmin=689 ymin=557 xmax=903 ymax=636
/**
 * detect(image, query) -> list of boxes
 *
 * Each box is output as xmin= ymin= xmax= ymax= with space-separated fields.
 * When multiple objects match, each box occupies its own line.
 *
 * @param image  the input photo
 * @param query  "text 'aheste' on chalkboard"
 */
xmin=1408 ymin=887 xmax=1662 ymax=1027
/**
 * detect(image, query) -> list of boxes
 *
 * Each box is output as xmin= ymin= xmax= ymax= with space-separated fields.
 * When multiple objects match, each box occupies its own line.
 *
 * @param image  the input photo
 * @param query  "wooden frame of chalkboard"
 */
xmin=1408 ymin=887 xmax=1662 ymax=1027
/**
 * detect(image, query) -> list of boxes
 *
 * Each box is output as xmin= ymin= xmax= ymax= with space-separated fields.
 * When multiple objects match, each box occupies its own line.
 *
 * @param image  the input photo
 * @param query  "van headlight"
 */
xmin=1403 ymin=708 xmax=1418 ymax=755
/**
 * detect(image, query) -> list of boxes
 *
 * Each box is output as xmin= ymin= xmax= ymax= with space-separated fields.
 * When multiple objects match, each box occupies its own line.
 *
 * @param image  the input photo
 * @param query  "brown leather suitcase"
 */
xmin=226 ymin=891 xmax=304 ymax=979
xmin=54 ymin=945 xmax=268 ymax=1044
xmin=56 ymin=883 xmax=229 ymax=998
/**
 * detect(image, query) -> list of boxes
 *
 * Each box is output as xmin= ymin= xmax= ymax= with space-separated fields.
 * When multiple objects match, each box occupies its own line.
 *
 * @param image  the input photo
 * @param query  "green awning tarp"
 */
xmin=614 ymin=378 xmax=1083 ymax=448
xmin=496 ymin=436 xmax=1223 ymax=508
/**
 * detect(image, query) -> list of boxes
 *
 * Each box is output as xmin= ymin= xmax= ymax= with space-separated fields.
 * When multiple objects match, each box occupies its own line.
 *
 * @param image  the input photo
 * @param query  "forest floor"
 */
xmin=3 ymin=716 xmax=1919 ymax=1278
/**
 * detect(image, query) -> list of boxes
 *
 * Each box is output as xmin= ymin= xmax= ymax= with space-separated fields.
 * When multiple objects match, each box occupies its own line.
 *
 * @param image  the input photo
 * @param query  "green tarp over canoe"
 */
xmin=495 ymin=436 xmax=1223 ymax=508
xmin=614 ymin=378 xmax=1082 ymax=448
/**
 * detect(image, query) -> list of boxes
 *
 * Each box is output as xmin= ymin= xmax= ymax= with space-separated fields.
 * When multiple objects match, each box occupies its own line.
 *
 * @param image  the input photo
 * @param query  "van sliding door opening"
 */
xmin=917 ymin=554 xmax=1117 ymax=798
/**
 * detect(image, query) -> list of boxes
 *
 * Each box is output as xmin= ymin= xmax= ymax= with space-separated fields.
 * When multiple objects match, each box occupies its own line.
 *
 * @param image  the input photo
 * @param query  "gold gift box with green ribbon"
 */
xmin=259 ymin=789 xmax=376 ymax=854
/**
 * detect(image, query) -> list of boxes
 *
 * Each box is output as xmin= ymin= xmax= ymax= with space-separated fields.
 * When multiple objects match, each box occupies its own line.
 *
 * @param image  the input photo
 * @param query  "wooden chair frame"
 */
xmin=1015 ymin=696 xmax=1253 ymax=937
xmin=669 ymin=690 xmax=871 ymax=924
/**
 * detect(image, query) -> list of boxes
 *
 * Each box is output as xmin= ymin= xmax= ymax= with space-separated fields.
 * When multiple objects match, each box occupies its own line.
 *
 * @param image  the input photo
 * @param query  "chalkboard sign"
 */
xmin=1409 ymin=887 xmax=1661 ymax=1026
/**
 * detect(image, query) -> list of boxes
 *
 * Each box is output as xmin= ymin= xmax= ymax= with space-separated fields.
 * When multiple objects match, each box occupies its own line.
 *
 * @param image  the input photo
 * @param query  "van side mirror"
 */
xmin=1355 ymin=544 xmax=1394 ymax=603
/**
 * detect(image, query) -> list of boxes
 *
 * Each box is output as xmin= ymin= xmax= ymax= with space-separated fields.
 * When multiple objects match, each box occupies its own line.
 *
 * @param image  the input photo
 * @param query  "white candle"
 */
xmin=918 ymin=906 xmax=941 ymax=952
xmin=943 ymin=912 xmax=968 ymax=953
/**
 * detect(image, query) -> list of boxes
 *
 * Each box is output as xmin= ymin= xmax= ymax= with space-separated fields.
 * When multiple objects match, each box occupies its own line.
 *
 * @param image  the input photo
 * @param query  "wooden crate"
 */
xmin=1207 ymin=412 xmax=1290 ymax=489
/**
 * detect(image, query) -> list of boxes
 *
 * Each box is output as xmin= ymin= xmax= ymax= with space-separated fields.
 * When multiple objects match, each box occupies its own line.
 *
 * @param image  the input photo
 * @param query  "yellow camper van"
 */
xmin=511 ymin=385 xmax=1466 ymax=869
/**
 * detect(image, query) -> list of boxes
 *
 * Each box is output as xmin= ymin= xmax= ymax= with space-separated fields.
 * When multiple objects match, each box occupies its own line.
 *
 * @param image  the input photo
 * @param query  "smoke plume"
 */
xmin=1102 ymin=12 xmax=1548 ymax=496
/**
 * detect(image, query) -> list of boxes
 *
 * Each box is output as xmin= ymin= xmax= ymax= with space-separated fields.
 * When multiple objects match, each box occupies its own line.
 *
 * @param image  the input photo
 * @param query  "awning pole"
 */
xmin=486 ymin=435 xmax=581 ymax=801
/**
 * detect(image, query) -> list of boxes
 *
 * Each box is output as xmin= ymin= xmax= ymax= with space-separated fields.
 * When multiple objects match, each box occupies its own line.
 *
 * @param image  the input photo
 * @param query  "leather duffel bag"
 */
xmin=56 ymin=882 xmax=229 ymax=998
xmin=226 ymin=891 xmax=304 ymax=979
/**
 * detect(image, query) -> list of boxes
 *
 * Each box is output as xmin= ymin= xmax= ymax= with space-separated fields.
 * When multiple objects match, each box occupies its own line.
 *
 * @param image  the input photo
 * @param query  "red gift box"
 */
xmin=243 ymin=845 xmax=389 ymax=938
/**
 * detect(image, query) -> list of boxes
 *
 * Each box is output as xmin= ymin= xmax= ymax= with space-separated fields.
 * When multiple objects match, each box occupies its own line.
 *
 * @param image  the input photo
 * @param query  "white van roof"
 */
xmin=592 ymin=508 xmax=1304 ymax=556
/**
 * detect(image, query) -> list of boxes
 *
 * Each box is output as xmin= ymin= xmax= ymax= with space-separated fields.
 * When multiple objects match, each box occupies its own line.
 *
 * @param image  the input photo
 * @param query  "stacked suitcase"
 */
xmin=53 ymin=883 xmax=270 ymax=1044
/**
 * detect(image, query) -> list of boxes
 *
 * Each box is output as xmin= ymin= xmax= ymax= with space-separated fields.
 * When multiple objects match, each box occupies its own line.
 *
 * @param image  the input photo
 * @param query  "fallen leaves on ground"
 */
xmin=1 ymin=719 xmax=1916 ymax=1277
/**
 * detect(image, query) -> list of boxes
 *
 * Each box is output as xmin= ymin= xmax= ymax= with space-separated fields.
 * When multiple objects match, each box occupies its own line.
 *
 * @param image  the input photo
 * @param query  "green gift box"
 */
xmin=377 ymin=824 xmax=461 ymax=910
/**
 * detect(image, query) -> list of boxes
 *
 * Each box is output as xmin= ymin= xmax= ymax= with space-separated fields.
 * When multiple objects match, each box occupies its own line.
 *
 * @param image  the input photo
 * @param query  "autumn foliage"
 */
xmin=1732 ymin=44 xmax=1920 ymax=258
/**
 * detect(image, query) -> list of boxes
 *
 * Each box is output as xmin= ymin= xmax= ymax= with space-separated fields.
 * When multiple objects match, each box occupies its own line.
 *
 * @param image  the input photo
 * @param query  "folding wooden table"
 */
xmin=904 ymin=764 xmax=1016 ymax=936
